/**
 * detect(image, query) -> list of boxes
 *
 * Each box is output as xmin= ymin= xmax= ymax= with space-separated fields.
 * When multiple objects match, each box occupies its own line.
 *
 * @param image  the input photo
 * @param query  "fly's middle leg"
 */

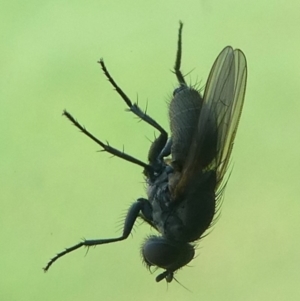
xmin=98 ymin=59 xmax=168 ymax=140
xmin=63 ymin=110 xmax=152 ymax=171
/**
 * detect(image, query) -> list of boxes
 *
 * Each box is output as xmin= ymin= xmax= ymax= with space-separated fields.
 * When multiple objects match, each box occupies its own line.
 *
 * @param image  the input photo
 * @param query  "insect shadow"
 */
xmin=44 ymin=22 xmax=247 ymax=283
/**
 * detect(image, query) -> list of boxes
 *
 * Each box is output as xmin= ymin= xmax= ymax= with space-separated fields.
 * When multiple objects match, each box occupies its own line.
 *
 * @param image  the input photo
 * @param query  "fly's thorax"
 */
xmin=146 ymin=165 xmax=173 ymax=204
xmin=172 ymin=170 xmax=217 ymax=242
xmin=150 ymin=193 xmax=173 ymax=237
xmin=157 ymin=170 xmax=217 ymax=243
xmin=148 ymin=166 xmax=217 ymax=243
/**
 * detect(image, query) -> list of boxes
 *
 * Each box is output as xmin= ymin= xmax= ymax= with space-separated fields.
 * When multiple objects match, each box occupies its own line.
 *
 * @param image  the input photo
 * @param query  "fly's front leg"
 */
xmin=44 ymin=198 xmax=152 ymax=272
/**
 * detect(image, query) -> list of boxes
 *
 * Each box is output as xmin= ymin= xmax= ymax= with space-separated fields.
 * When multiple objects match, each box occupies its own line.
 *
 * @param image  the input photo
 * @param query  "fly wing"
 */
xmin=204 ymin=47 xmax=247 ymax=188
xmin=173 ymin=47 xmax=247 ymax=198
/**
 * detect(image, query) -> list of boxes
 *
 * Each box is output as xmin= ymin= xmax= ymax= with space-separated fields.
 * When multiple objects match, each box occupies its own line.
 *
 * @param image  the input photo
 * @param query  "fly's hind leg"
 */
xmin=173 ymin=21 xmax=186 ymax=87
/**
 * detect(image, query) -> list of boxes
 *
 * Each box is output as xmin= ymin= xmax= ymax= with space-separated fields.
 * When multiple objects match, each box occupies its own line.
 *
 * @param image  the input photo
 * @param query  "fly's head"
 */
xmin=141 ymin=235 xmax=195 ymax=282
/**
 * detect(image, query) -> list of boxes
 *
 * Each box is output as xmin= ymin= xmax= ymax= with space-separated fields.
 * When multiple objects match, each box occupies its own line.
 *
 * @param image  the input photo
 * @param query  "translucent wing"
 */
xmin=203 ymin=47 xmax=247 ymax=187
xmin=173 ymin=47 xmax=247 ymax=197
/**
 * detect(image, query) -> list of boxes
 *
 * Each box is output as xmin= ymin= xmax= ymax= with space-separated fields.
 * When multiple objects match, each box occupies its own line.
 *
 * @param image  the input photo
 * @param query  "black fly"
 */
xmin=44 ymin=22 xmax=247 ymax=283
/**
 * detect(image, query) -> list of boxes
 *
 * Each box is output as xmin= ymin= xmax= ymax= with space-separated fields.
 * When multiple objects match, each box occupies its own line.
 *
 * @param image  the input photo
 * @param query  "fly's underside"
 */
xmin=44 ymin=22 xmax=247 ymax=283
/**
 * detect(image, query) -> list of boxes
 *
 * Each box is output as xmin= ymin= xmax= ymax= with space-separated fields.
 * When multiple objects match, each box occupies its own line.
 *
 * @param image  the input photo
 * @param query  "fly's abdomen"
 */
xmin=169 ymin=87 xmax=203 ymax=170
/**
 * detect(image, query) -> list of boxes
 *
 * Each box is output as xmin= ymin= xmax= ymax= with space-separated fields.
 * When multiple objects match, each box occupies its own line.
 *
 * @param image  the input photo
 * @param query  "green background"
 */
xmin=1 ymin=1 xmax=299 ymax=300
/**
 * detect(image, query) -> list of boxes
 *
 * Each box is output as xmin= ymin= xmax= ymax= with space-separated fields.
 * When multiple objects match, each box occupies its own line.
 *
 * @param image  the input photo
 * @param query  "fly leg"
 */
xmin=146 ymin=137 xmax=173 ymax=179
xmin=147 ymin=21 xmax=185 ymax=171
xmin=98 ymin=59 xmax=169 ymax=171
xmin=173 ymin=21 xmax=186 ymax=87
xmin=98 ymin=59 xmax=168 ymax=140
xmin=63 ymin=110 xmax=153 ymax=172
xmin=44 ymin=198 xmax=153 ymax=272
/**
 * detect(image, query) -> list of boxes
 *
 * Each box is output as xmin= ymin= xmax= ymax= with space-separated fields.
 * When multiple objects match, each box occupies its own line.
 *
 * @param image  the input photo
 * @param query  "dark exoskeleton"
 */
xmin=44 ymin=22 xmax=247 ymax=283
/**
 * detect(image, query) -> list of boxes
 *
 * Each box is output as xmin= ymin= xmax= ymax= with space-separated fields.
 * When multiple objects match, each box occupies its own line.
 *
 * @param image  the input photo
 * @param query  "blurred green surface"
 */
xmin=1 ymin=1 xmax=299 ymax=300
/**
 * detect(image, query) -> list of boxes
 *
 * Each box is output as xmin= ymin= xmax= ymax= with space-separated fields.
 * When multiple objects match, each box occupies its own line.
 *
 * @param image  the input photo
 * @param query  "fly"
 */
xmin=44 ymin=22 xmax=247 ymax=283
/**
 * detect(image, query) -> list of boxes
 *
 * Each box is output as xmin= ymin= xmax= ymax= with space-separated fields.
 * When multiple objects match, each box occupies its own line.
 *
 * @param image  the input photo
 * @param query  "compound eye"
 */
xmin=141 ymin=236 xmax=195 ymax=272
